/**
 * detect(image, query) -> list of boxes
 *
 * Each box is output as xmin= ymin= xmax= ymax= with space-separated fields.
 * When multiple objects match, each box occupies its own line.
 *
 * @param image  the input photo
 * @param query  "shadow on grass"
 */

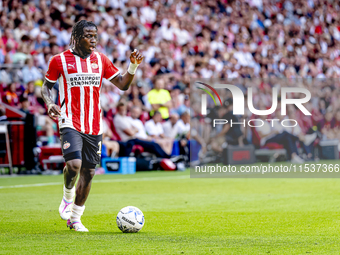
xmin=89 ymin=231 xmax=147 ymax=235
xmin=57 ymin=230 xmax=147 ymax=236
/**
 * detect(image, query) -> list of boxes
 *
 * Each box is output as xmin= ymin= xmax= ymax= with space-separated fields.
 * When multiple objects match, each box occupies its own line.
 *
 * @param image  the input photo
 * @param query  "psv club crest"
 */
xmin=91 ymin=62 xmax=99 ymax=69
xmin=63 ymin=142 xmax=71 ymax=150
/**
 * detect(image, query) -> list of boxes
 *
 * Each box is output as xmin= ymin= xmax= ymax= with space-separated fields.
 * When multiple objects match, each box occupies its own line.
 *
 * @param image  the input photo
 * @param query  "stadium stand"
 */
xmin=2 ymin=0 xmax=340 ymax=170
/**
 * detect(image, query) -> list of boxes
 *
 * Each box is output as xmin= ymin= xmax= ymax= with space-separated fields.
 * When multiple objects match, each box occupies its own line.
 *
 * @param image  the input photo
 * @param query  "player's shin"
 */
xmin=64 ymin=159 xmax=82 ymax=188
xmin=63 ymin=185 xmax=75 ymax=202
xmin=59 ymin=164 xmax=79 ymax=220
xmin=74 ymin=168 xmax=95 ymax=206
xmin=70 ymin=204 xmax=85 ymax=222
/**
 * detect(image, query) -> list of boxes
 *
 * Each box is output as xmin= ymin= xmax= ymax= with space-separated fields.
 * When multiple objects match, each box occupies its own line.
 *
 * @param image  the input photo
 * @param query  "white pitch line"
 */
xmin=0 ymin=175 xmax=188 ymax=190
xmin=0 ymin=181 xmax=62 ymax=189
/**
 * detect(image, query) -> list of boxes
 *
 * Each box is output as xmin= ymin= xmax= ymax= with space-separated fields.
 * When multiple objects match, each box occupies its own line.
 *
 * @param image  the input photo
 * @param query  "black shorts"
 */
xmin=60 ymin=128 xmax=102 ymax=168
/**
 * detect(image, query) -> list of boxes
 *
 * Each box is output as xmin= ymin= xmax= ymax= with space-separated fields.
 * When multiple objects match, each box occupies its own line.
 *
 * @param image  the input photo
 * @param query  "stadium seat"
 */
xmin=250 ymin=125 xmax=284 ymax=150
xmin=101 ymin=118 xmax=153 ymax=158
xmin=131 ymin=144 xmax=144 ymax=154
xmin=0 ymin=83 xmax=4 ymax=98
xmin=39 ymin=146 xmax=64 ymax=171
xmin=36 ymin=130 xmax=59 ymax=137
xmin=160 ymin=159 xmax=176 ymax=171
xmin=251 ymin=125 xmax=287 ymax=162
xmin=139 ymin=111 xmax=150 ymax=124
xmin=106 ymin=108 xmax=116 ymax=120
xmin=103 ymin=117 xmax=121 ymax=141
xmin=0 ymin=125 xmax=13 ymax=174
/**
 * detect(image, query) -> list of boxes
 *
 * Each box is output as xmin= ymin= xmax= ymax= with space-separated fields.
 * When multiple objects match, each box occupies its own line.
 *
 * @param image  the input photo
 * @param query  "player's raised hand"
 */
xmin=130 ymin=49 xmax=144 ymax=65
xmin=47 ymin=103 xmax=61 ymax=120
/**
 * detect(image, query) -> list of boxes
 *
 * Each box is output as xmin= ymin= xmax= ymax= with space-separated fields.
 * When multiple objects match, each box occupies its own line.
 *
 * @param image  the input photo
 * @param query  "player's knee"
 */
xmin=88 ymin=168 xmax=95 ymax=179
xmin=66 ymin=159 xmax=82 ymax=175
xmin=83 ymin=168 xmax=95 ymax=181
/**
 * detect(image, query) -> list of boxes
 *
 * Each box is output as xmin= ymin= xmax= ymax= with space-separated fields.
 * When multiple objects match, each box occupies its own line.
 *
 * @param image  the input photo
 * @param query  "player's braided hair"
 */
xmin=69 ymin=20 xmax=98 ymax=47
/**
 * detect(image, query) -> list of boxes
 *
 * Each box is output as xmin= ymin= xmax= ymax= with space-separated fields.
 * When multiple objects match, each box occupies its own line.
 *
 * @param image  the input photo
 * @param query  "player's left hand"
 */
xmin=130 ymin=49 xmax=144 ymax=65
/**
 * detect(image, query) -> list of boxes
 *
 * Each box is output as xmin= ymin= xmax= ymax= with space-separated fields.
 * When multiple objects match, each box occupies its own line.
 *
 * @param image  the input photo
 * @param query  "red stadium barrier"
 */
xmin=39 ymin=146 xmax=63 ymax=170
xmin=0 ymin=121 xmax=25 ymax=167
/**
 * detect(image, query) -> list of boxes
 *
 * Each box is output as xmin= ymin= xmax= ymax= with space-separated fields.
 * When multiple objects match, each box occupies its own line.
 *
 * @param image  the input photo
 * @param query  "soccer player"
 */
xmin=41 ymin=20 xmax=144 ymax=232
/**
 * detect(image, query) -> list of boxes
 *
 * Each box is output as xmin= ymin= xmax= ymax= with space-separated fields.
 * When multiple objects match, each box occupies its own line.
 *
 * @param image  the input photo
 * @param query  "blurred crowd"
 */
xmin=2 ymin=0 xmax=340 ymax=161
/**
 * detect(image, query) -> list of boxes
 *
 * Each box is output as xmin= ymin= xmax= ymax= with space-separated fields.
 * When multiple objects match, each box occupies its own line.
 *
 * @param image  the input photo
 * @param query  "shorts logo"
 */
xmin=91 ymin=62 xmax=99 ymax=69
xmin=63 ymin=142 xmax=71 ymax=150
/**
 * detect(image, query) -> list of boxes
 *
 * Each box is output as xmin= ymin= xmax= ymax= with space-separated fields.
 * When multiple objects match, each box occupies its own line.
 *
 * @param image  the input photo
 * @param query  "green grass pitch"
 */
xmin=1 ymin=161 xmax=340 ymax=254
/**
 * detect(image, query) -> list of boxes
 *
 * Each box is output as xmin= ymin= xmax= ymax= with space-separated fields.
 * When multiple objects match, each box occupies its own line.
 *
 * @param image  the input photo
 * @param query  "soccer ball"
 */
xmin=116 ymin=206 xmax=145 ymax=233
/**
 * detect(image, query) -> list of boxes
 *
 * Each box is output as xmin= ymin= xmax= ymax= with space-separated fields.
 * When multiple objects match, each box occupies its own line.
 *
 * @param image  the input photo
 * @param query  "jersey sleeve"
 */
xmin=101 ymin=53 xmax=120 ymax=80
xmin=45 ymin=56 xmax=60 ymax=83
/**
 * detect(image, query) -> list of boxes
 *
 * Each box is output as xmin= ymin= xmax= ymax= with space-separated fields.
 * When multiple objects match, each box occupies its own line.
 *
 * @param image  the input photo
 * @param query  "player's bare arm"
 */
xmin=151 ymin=101 xmax=172 ymax=111
xmin=151 ymin=104 xmax=161 ymax=111
xmin=110 ymin=49 xmax=144 ymax=91
xmin=41 ymin=79 xmax=61 ymax=120
xmin=122 ymin=127 xmax=138 ymax=137
xmin=161 ymin=100 xmax=172 ymax=108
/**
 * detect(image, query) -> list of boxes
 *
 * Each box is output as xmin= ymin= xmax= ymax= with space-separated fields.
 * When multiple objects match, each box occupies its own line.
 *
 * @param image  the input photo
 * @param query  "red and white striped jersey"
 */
xmin=45 ymin=49 xmax=119 ymax=135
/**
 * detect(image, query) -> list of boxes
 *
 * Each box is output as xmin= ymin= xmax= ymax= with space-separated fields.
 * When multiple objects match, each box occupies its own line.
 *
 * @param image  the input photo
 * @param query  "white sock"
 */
xmin=63 ymin=185 xmax=75 ymax=203
xmin=70 ymin=204 xmax=85 ymax=223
